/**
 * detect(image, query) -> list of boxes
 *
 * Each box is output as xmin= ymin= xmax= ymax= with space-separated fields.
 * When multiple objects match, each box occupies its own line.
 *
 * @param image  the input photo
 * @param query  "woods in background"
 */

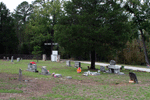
xmin=0 ymin=0 xmax=150 ymax=66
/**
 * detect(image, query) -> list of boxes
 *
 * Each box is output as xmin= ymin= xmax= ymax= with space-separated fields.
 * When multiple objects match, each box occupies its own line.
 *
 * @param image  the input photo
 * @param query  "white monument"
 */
xmin=51 ymin=50 xmax=60 ymax=62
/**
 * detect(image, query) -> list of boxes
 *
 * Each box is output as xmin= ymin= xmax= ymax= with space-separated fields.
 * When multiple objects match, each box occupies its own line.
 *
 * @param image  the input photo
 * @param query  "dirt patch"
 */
xmin=0 ymin=72 xmax=138 ymax=100
xmin=0 ymin=73 xmax=56 ymax=100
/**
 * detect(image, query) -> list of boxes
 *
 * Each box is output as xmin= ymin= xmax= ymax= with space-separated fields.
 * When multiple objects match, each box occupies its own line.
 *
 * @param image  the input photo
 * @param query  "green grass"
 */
xmin=1 ymin=60 xmax=150 ymax=100
xmin=0 ymin=89 xmax=23 ymax=93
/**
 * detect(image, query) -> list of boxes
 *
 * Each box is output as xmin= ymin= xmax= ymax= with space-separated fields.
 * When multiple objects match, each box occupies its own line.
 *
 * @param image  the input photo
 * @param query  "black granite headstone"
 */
xmin=129 ymin=72 xmax=138 ymax=84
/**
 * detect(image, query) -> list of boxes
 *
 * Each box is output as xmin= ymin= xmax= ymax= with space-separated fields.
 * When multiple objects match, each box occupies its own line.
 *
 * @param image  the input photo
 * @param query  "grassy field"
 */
xmin=0 ymin=60 xmax=150 ymax=100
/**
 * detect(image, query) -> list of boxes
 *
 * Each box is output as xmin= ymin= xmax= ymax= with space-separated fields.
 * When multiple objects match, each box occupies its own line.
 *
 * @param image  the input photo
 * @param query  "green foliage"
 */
xmin=12 ymin=1 xmax=34 ymax=54
xmin=0 ymin=2 xmax=18 ymax=54
xmin=54 ymin=0 xmax=131 ymax=67
xmin=124 ymin=0 xmax=150 ymax=64
xmin=32 ymin=46 xmax=42 ymax=62
xmin=117 ymin=40 xmax=145 ymax=65
xmin=23 ymin=0 xmax=63 ymax=55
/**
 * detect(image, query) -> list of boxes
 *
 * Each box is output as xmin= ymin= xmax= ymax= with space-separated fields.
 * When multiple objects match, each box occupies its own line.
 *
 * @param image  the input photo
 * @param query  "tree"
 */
xmin=54 ymin=0 xmax=131 ymax=69
xmin=32 ymin=45 xmax=42 ymax=62
xmin=124 ymin=0 xmax=150 ymax=65
xmin=0 ymin=2 xmax=18 ymax=54
xmin=32 ymin=0 xmax=63 ymax=54
xmin=12 ymin=1 xmax=33 ymax=53
xmin=24 ymin=0 xmax=63 ymax=55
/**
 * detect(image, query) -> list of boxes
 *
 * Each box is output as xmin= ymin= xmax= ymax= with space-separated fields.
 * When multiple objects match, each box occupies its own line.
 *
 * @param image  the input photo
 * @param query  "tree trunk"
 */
xmin=51 ymin=29 xmax=54 ymax=55
xmin=90 ymin=50 xmax=95 ymax=69
xmin=140 ymin=29 xmax=150 ymax=65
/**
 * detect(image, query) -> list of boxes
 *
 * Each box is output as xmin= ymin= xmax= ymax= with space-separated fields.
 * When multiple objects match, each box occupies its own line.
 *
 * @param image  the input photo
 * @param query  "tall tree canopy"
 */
xmin=124 ymin=0 xmax=150 ymax=65
xmin=24 ymin=0 xmax=63 ymax=54
xmin=54 ymin=0 xmax=131 ymax=69
xmin=12 ymin=1 xmax=34 ymax=54
xmin=0 ymin=2 xmax=18 ymax=54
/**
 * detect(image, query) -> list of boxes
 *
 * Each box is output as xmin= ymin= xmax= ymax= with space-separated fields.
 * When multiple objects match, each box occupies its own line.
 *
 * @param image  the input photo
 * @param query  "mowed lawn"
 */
xmin=0 ymin=60 xmax=150 ymax=100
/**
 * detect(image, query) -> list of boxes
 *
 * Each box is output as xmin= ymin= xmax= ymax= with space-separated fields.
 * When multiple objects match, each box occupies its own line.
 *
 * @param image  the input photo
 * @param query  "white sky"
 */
xmin=0 ymin=0 xmax=34 ymax=12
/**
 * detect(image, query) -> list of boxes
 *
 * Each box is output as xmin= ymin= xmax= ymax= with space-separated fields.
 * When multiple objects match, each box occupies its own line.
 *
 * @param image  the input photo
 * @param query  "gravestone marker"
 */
xmin=66 ymin=76 xmax=72 ymax=79
xmin=3 ymin=56 xmax=6 ymax=60
xmin=11 ymin=56 xmax=13 ymax=62
xmin=66 ymin=60 xmax=71 ymax=67
xmin=110 ymin=60 xmax=116 ymax=65
xmin=107 ymin=60 xmax=122 ymax=74
xmin=43 ymin=54 xmax=46 ymax=61
xmin=18 ymin=68 xmax=22 ymax=81
xmin=57 ymin=55 xmax=60 ymax=62
xmin=100 ymin=66 xmax=105 ymax=72
xmin=51 ymin=50 xmax=58 ymax=62
xmin=7 ymin=57 xmax=9 ymax=61
xmin=27 ymin=63 xmax=38 ymax=72
xmin=41 ymin=66 xmax=51 ymax=75
xmin=129 ymin=72 xmax=138 ymax=84
xmin=74 ymin=61 xmax=81 ymax=68
xmin=17 ymin=58 xmax=20 ymax=62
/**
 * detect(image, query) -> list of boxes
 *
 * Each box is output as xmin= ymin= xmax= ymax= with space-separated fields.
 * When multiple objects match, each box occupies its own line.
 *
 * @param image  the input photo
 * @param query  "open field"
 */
xmin=0 ymin=60 xmax=150 ymax=100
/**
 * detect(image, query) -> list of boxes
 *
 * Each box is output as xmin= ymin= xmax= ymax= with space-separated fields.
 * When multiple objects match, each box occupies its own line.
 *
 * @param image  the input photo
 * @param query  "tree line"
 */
xmin=0 ymin=0 xmax=150 ymax=69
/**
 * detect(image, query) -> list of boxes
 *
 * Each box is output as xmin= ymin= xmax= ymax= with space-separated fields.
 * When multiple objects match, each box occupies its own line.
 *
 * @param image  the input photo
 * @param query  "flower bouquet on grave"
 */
xmin=77 ymin=67 xmax=81 ymax=73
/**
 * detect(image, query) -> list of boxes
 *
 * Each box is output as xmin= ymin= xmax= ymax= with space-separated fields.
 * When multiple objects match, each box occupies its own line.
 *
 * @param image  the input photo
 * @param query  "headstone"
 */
xmin=51 ymin=50 xmax=59 ymax=62
xmin=110 ymin=60 xmax=116 ymax=65
xmin=41 ymin=66 xmax=51 ymax=75
xmin=11 ymin=56 xmax=13 ymax=62
xmin=7 ymin=57 xmax=9 ymax=61
xmin=27 ymin=63 xmax=38 ymax=72
xmin=18 ymin=68 xmax=22 ymax=81
xmin=17 ymin=58 xmax=20 ymax=62
xmin=107 ymin=60 xmax=121 ymax=74
xmin=66 ymin=60 xmax=71 ymax=67
xmin=57 ymin=55 xmax=60 ymax=62
xmin=74 ymin=61 xmax=81 ymax=68
xmin=3 ymin=56 xmax=6 ymax=60
xmin=32 ymin=64 xmax=37 ymax=72
xmin=108 ymin=65 xmax=120 ymax=74
xmin=66 ymin=76 xmax=72 ymax=79
xmin=43 ymin=54 xmax=46 ymax=61
xmin=100 ymin=66 xmax=105 ymax=72
xmin=129 ymin=72 xmax=138 ymax=84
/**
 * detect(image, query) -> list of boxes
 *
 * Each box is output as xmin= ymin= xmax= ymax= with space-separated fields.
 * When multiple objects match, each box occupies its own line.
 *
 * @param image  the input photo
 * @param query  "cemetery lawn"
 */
xmin=0 ymin=60 xmax=150 ymax=100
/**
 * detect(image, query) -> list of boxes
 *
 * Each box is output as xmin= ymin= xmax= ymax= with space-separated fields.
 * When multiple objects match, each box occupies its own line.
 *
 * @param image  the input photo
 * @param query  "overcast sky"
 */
xmin=0 ymin=0 xmax=34 ymax=12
